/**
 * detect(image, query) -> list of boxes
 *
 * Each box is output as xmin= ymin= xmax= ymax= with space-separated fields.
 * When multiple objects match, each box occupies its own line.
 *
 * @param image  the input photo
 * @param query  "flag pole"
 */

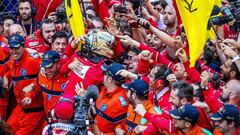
xmin=209 ymin=20 xmax=223 ymax=40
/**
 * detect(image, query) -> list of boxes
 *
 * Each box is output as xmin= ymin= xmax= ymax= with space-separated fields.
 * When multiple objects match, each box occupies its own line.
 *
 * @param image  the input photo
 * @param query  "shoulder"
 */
xmin=201 ymin=128 xmax=213 ymax=135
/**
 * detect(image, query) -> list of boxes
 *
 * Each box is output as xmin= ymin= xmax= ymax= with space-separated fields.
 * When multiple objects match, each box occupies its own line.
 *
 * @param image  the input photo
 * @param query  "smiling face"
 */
xmin=52 ymin=37 xmax=67 ymax=56
xmin=42 ymin=23 xmax=56 ymax=45
xmin=44 ymin=62 xmax=59 ymax=78
xmin=10 ymin=46 xmax=24 ymax=60
xmin=2 ymin=19 xmax=14 ymax=38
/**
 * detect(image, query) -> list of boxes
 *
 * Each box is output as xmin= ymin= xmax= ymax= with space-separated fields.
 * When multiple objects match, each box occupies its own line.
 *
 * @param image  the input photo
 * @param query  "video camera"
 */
xmin=210 ymin=0 xmax=240 ymax=32
xmin=71 ymin=85 xmax=99 ymax=135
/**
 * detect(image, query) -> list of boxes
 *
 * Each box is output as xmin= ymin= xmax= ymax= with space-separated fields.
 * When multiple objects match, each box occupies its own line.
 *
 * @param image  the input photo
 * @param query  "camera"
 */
xmin=209 ymin=0 xmax=240 ymax=32
xmin=71 ymin=85 xmax=99 ymax=135
xmin=114 ymin=5 xmax=128 ymax=14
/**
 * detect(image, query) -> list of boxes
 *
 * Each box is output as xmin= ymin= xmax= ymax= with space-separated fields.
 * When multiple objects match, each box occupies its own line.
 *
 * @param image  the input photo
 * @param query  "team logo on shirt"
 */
xmin=20 ymin=68 xmax=27 ymax=76
xmin=100 ymin=104 xmax=107 ymax=112
xmin=61 ymin=83 xmax=66 ymax=90
xmin=119 ymin=96 xmax=127 ymax=107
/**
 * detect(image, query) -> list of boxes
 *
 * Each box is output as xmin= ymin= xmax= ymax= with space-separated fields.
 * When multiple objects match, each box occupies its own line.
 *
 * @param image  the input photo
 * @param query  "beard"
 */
xmin=219 ymin=94 xmax=229 ymax=102
xmin=21 ymin=13 xmax=32 ymax=21
xmin=128 ymin=96 xmax=136 ymax=108
xmin=221 ymin=73 xmax=230 ymax=82
xmin=43 ymin=38 xmax=52 ymax=45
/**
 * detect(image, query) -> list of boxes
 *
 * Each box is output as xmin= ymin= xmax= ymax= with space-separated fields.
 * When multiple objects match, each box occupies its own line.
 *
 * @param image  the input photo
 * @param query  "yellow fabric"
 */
xmin=65 ymin=0 xmax=85 ymax=50
xmin=206 ymin=0 xmax=222 ymax=40
xmin=176 ymin=0 xmax=218 ymax=67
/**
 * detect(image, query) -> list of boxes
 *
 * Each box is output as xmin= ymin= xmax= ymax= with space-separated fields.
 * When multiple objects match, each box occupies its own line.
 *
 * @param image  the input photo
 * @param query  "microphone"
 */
xmin=85 ymin=85 xmax=99 ymax=102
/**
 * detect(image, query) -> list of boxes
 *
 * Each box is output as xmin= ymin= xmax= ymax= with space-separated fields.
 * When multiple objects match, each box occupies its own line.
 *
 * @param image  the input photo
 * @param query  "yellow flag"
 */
xmin=65 ymin=0 xmax=85 ymax=38
xmin=206 ymin=0 xmax=222 ymax=40
xmin=176 ymin=0 xmax=216 ymax=67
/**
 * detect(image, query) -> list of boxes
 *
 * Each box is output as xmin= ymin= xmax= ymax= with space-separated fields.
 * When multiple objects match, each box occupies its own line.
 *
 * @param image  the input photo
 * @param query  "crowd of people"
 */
xmin=0 ymin=0 xmax=240 ymax=134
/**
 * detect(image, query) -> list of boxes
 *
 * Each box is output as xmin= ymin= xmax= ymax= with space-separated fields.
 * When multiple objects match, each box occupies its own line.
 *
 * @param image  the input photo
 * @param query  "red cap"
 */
xmin=108 ymin=0 xmax=122 ymax=8
xmin=55 ymin=100 xmax=74 ymax=120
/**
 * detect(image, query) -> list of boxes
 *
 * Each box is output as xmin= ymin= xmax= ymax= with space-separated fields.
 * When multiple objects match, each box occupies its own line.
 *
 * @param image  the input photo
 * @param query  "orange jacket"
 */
xmin=95 ymin=86 xmax=129 ymax=134
xmin=0 ymin=47 xmax=10 ymax=77
xmin=213 ymin=129 xmax=223 ymax=135
xmin=31 ymin=70 xmax=68 ymax=115
xmin=5 ymin=50 xmax=43 ymax=109
xmin=175 ymin=125 xmax=212 ymax=135
xmin=121 ymin=100 xmax=161 ymax=135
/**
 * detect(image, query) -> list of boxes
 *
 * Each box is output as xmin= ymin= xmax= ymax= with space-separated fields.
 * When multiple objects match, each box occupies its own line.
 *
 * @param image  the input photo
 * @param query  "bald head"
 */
xmin=227 ymin=79 xmax=240 ymax=92
xmin=9 ymin=24 xmax=25 ymax=37
xmin=227 ymin=79 xmax=240 ymax=105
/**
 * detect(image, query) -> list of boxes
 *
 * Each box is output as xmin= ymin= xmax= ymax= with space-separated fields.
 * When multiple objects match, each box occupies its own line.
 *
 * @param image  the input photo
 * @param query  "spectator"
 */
xmin=4 ymin=34 xmax=45 ymax=134
xmin=1 ymin=14 xmax=14 ymax=40
xmin=211 ymin=104 xmax=240 ymax=135
xmin=17 ymin=0 xmax=38 ymax=36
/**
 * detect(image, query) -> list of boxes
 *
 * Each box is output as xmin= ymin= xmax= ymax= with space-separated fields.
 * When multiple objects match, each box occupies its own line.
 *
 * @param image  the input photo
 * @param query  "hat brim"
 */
xmin=122 ymin=83 xmax=131 ymax=90
xmin=211 ymin=113 xmax=222 ymax=122
xmin=9 ymin=43 xmax=21 ymax=48
xmin=170 ymin=108 xmax=181 ymax=120
xmin=101 ymin=64 xmax=109 ymax=72
xmin=41 ymin=61 xmax=53 ymax=68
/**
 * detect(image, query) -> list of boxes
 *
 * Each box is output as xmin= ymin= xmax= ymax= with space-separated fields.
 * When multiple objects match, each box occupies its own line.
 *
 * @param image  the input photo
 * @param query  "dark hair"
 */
xmin=226 ymin=119 xmax=239 ymax=128
xmin=138 ymin=94 xmax=148 ymax=100
xmin=129 ymin=47 xmax=140 ymax=55
xmin=113 ymin=80 xmax=124 ymax=87
xmin=126 ymin=0 xmax=141 ymax=10
xmin=153 ymin=0 xmax=167 ymax=9
xmin=40 ymin=19 xmax=54 ymax=36
xmin=52 ymin=31 xmax=68 ymax=44
xmin=40 ymin=19 xmax=54 ymax=28
xmin=154 ymin=64 xmax=172 ymax=86
xmin=19 ymin=0 xmax=33 ymax=5
xmin=171 ymin=81 xmax=193 ymax=102
xmin=231 ymin=62 xmax=240 ymax=80
xmin=2 ymin=14 xmax=14 ymax=23
xmin=192 ymin=82 xmax=205 ymax=102
xmin=203 ymin=46 xmax=214 ymax=65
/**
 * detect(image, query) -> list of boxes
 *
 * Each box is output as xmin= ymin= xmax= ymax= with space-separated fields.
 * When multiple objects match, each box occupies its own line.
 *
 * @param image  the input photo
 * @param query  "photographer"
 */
xmin=43 ymin=85 xmax=100 ymax=135
xmin=55 ymin=62 xmax=129 ymax=134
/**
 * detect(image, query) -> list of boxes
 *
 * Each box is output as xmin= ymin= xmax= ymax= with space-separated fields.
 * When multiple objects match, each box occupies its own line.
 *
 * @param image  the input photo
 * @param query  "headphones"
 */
xmin=0 ymin=15 xmax=2 ymax=25
xmin=16 ymin=1 xmax=37 ymax=17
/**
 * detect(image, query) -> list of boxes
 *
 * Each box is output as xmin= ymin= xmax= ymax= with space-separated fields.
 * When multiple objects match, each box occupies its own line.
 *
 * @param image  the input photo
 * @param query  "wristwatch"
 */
xmin=232 ymin=55 xmax=240 ymax=62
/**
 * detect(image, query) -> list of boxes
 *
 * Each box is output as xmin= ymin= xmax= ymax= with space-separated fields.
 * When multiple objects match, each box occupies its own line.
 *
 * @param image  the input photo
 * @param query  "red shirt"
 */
xmin=224 ymin=25 xmax=239 ymax=40
xmin=25 ymin=31 xmax=51 ymax=54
